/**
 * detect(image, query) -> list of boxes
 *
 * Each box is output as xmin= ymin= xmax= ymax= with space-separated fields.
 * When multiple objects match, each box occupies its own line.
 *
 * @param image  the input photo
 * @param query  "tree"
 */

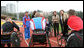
xmin=76 ymin=11 xmax=83 ymax=19
xmin=19 ymin=12 xmax=25 ymax=21
xmin=37 ymin=10 xmax=43 ymax=12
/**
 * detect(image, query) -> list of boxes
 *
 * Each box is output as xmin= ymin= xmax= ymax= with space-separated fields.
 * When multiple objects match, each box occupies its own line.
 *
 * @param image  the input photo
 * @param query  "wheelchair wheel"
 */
xmin=46 ymin=34 xmax=51 ymax=47
xmin=57 ymin=34 xmax=67 ymax=47
xmin=10 ymin=32 xmax=20 ymax=47
xmin=57 ymin=34 xmax=62 ymax=47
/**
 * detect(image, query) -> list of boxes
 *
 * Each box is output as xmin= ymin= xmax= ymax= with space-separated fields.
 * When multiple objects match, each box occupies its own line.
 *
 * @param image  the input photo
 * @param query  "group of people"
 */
xmin=1 ymin=9 xmax=83 ymax=47
xmin=22 ymin=9 xmax=83 ymax=47
xmin=52 ymin=10 xmax=69 ymax=37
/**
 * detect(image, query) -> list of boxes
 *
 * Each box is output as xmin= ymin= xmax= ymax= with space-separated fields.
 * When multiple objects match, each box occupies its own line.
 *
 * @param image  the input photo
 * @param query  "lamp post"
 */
xmin=16 ymin=1 xmax=19 ymax=21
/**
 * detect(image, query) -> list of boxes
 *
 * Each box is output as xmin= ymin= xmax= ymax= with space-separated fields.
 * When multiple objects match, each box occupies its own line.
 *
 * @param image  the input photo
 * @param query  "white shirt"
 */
xmin=61 ymin=16 xmax=62 ymax=20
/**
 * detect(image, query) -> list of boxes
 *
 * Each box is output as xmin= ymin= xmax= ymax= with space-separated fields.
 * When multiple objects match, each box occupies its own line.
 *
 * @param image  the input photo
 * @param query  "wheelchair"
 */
xmin=56 ymin=28 xmax=71 ymax=47
xmin=1 ymin=31 xmax=23 ymax=47
xmin=29 ymin=29 xmax=51 ymax=47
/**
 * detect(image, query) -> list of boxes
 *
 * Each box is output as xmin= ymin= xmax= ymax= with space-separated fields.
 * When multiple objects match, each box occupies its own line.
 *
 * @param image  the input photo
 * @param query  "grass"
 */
xmin=59 ymin=24 xmax=61 ymax=31
xmin=50 ymin=24 xmax=61 ymax=31
xmin=50 ymin=24 xmax=71 ymax=33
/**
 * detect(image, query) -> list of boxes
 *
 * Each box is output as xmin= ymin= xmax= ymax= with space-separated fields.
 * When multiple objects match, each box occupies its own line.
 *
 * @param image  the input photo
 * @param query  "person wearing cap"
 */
xmin=23 ymin=11 xmax=30 ymax=40
xmin=64 ymin=9 xmax=83 ymax=47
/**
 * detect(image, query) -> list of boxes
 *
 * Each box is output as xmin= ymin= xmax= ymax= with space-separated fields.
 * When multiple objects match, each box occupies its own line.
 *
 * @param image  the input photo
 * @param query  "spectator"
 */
xmin=46 ymin=17 xmax=51 ymax=37
xmin=59 ymin=10 xmax=69 ymax=37
xmin=32 ymin=11 xmax=37 ymax=18
xmin=52 ymin=11 xmax=59 ymax=37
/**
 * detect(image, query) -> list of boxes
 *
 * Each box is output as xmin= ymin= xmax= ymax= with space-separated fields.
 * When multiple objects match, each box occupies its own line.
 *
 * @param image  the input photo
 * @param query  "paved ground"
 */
xmin=3 ymin=27 xmax=68 ymax=47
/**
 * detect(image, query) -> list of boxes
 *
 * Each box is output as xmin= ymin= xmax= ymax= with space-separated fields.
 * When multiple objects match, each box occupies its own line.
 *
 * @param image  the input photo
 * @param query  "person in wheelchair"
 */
xmin=30 ymin=12 xmax=46 ymax=42
xmin=30 ymin=12 xmax=46 ymax=31
xmin=1 ymin=17 xmax=20 ymax=47
xmin=63 ymin=9 xmax=83 ymax=47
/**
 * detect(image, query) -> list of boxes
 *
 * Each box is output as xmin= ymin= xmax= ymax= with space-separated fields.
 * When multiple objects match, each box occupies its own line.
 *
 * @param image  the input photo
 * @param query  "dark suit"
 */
xmin=46 ymin=21 xmax=51 ymax=37
xmin=60 ymin=16 xmax=64 ymax=33
xmin=63 ymin=19 xmax=68 ymax=37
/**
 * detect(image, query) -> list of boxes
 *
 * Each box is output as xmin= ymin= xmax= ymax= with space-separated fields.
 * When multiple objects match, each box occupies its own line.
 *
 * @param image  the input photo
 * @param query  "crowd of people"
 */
xmin=1 ymin=9 xmax=83 ymax=47
xmin=22 ymin=9 xmax=83 ymax=47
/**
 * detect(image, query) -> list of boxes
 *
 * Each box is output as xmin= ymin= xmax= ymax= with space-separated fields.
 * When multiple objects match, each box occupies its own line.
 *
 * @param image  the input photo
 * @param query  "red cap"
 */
xmin=67 ymin=15 xmax=83 ymax=31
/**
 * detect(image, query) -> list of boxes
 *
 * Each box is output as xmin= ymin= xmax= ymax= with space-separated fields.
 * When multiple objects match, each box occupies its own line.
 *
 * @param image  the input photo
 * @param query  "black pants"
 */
xmin=46 ymin=27 xmax=50 ymax=37
xmin=63 ymin=20 xmax=68 ymax=37
xmin=53 ymin=23 xmax=59 ymax=37
xmin=60 ymin=20 xmax=64 ymax=33
xmin=1 ymin=35 xmax=11 ymax=47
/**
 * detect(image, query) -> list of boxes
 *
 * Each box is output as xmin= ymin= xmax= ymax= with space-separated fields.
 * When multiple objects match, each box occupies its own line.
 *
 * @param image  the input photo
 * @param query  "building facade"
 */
xmin=1 ymin=6 xmax=6 ymax=14
xmin=6 ymin=3 xmax=16 ymax=13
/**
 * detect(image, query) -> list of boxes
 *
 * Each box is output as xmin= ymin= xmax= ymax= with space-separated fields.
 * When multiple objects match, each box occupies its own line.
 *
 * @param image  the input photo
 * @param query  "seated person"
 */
xmin=64 ymin=9 xmax=83 ymax=47
xmin=30 ymin=12 xmax=46 ymax=43
xmin=1 ymin=17 xmax=20 ymax=47
xmin=30 ymin=12 xmax=46 ymax=32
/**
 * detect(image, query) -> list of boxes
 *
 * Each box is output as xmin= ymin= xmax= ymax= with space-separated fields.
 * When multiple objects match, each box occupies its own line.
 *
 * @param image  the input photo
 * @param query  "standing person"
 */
xmin=32 ymin=11 xmax=37 ymax=18
xmin=46 ymin=17 xmax=51 ymax=37
xmin=52 ymin=11 xmax=59 ymax=37
xmin=23 ymin=11 xmax=30 ymax=40
xmin=59 ymin=10 xmax=69 ymax=36
xmin=59 ymin=10 xmax=64 ymax=34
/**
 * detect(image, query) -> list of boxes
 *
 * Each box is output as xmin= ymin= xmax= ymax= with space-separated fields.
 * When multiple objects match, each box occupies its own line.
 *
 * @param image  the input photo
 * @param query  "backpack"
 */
xmin=66 ymin=30 xmax=83 ymax=47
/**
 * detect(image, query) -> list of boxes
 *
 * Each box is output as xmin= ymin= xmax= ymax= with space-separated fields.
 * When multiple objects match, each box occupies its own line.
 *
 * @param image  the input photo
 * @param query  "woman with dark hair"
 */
xmin=52 ymin=11 xmax=59 ymax=37
xmin=32 ymin=11 xmax=37 ymax=18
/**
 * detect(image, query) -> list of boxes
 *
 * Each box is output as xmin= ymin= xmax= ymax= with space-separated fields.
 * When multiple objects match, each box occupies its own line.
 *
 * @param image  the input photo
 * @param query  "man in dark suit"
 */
xmin=59 ymin=10 xmax=69 ymax=36
xmin=59 ymin=10 xmax=64 ymax=34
